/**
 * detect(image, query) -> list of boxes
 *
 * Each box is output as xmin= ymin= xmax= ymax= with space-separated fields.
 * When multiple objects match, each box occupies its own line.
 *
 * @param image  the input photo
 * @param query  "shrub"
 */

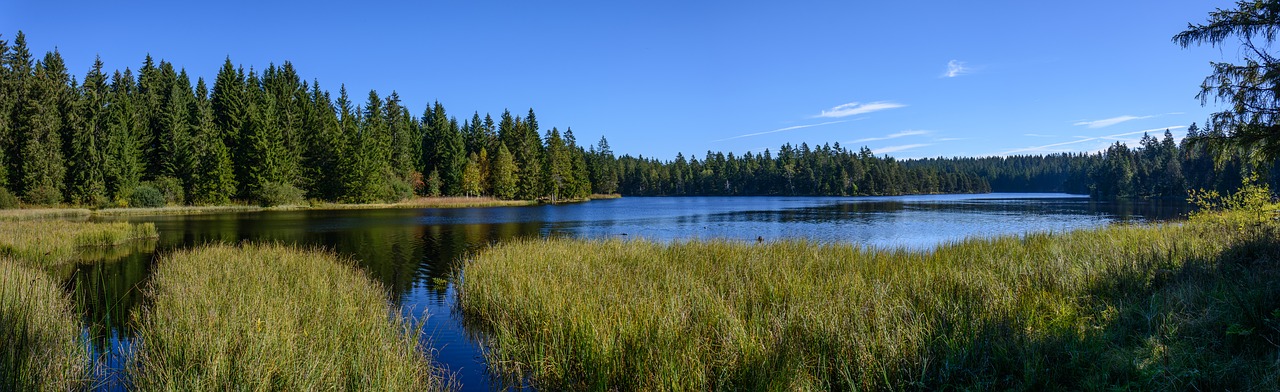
xmin=0 ymin=187 xmax=17 ymax=209
xmin=130 ymin=185 xmax=166 ymax=208
xmin=256 ymin=181 xmax=306 ymax=207
xmin=150 ymin=176 xmax=185 ymax=206
xmin=22 ymin=185 xmax=62 ymax=206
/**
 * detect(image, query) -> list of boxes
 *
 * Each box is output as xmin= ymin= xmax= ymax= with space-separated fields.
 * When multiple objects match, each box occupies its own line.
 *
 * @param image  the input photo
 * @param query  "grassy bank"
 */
xmin=311 ymin=196 xmax=537 ymax=210
xmin=0 ymin=258 xmax=91 ymax=391
xmin=459 ymin=209 xmax=1280 ymax=390
xmin=0 ymin=208 xmax=91 ymax=221
xmin=129 ymin=243 xmax=446 ymax=391
xmin=0 ymin=221 xmax=158 ymax=267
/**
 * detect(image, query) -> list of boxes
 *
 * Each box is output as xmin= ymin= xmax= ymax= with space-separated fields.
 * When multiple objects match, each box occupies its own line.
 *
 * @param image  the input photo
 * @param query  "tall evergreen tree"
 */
xmin=103 ymin=69 xmax=144 ymax=202
xmin=17 ymin=50 xmax=69 ymax=204
xmin=67 ymin=57 xmax=108 ymax=205
xmin=188 ymin=77 xmax=236 ymax=204
xmin=491 ymin=143 xmax=517 ymax=199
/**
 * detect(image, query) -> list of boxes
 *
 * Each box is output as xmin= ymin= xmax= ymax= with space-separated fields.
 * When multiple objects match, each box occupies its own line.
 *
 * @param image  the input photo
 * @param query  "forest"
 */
xmin=0 ymin=30 xmax=1267 ymax=208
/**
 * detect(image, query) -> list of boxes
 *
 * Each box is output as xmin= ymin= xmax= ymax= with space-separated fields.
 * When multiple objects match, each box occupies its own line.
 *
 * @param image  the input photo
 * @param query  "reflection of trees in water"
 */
xmin=712 ymin=199 xmax=1190 ymax=224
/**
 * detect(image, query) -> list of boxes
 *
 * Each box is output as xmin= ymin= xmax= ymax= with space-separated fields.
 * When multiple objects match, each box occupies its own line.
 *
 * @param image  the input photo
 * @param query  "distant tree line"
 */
xmin=614 ymin=143 xmax=990 ymax=196
xmin=0 ymin=30 xmax=1269 ymax=207
xmin=0 ymin=31 xmax=604 ymax=207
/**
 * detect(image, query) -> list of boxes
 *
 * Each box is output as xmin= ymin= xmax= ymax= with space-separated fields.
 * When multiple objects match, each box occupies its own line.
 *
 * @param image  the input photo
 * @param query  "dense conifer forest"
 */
xmin=0 ymin=30 xmax=1269 ymax=207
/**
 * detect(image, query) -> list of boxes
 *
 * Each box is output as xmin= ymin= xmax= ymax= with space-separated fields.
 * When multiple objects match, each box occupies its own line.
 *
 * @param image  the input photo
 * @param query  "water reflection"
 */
xmin=72 ymin=194 xmax=1188 ymax=390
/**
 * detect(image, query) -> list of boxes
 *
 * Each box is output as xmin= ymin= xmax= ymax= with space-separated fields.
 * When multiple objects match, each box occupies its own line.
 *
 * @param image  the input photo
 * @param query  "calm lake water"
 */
xmin=69 ymin=193 xmax=1189 ymax=390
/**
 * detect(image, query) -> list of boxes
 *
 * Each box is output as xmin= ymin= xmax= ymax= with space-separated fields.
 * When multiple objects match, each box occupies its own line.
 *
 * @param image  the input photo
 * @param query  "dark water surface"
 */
xmin=69 ymin=194 xmax=1189 ymax=390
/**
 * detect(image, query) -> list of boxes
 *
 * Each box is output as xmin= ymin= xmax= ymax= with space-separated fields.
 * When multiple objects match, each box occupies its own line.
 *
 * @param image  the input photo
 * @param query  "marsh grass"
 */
xmin=94 ymin=205 xmax=267 ymax=217
xmin=0 ymin=208 xmax=91 ymax=221
xmin=128 ymin=243 xmax=448 ymax=391
xmin=0 ymin=258 xmax=91 ymax=391
xmin=0 ymin=221 xmax=158 ymax=267
xmin=312 ymin=196 xmax=537 ymax=210
xmin=459 ymin=208 xmax=1280 ymax=390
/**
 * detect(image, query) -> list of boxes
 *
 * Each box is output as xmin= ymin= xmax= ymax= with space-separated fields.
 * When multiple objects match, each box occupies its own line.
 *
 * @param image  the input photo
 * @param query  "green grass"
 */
xmin=0 ymin=220 xmax=158 ymax=267
xmin=0 ymin=208 xmax=92 ymax=221
xmin=0 ymin=258 xmax=91 ymax=391
xmin=459 ymin=208 xmax=1280 ymax=390
xmin=93 ymin=205 xmax=267 ymax=217
xmin=310 ymin=196 xmax=537 ymax=210
xmin=128 ymin=243 xmax=448 ymax=391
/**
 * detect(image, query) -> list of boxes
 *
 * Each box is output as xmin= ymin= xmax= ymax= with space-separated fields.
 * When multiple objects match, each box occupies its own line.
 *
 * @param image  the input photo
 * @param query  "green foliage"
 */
xmin=149 ymin=176 xmax=184 ymax=205
xmin=491 ymin=144 xmax=517 ymax=199
xmin=129 ymin=243 xmax=444 ymax=390
xmin=1189 ymin=173 xmax=1275 ymax=225
xmin=462 ymin=212 xmax=1280 ymax=390
xmin=1174 ymin=0 xmax=1280 ymax=162
xmin=0 ymin=258 xmax=90 ymax=391
xmin=423 ymin=169 xmax=442 ymax=197
xmin=255 ymin=181 xmax=306 ymax=207
xmin=129 ymin=184 xmax=165 ymax=208
xmin=0 ymin=187 xmax=16 ymax=209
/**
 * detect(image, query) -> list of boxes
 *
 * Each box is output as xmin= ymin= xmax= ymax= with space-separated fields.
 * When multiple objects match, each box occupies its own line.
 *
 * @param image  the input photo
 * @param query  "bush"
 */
xmin=150 ymin=176 xmax=185 ymax=206
xmin=256 ymin=182 xmax=306 ymax=207
xmin=23 ymin=185 xmax=62 ymax=206
xmin=0 ymin=187 xmax=17 ymax=209
xmin=130 ymin=185 xmax=166 ymax=208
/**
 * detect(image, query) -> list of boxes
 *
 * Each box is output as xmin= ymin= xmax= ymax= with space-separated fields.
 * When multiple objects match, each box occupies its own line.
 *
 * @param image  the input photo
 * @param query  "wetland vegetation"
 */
xmin=459 ymin=200 xmax=1280 ymax=390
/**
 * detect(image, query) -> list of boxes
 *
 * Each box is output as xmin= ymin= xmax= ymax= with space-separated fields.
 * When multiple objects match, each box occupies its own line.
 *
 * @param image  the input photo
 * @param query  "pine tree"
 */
xmin=589 ymin=136 xmax=618 ymax=194
xmin=543 ymin=127 xmax=570 ymax=202
xmin=103 ymin=69 xmax=144 ymax=203
xmin=302 ymin=80 xmax=344 ymax=200
xmin=67 ymin=57 xmax=109 ymax=206
xmin=462 ymin=152 xmax=483 ymax=197
xmin=491 ymin=143 xmax=517 ymax=199
xmin=17 ymin=50 xmax=70 ymax=204
xmin=0 ymin=34 xmax=14 ymax=191
xmin=188 ymin=77 xmax=236 ymax=204
xmin=3 ymin=31 xmax=34 ymax=195
xmin=210 ymin=58 xmax=247 ymax=180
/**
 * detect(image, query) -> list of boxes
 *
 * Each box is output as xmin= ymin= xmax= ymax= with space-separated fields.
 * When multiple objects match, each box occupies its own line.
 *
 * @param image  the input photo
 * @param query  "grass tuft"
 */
xmin=460 ymin=206 xmax=1280 ymax=390
xmin=0 ymin=221 xmax=158 ymax=267
xmin=128 ymin=243 xmax=448 ymax=391
xmin=0 ymin=258 xmax=91 ymax=391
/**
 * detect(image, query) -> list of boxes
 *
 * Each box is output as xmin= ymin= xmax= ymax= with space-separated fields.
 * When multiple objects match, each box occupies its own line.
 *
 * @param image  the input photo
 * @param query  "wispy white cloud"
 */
xmin=1072 ymin=115 xmax=1156 ymax=129
xmin=852 ymin=129 xmax=930 ymax=143
xmin=715 ymin=120 xmax=849 ymax=142
xmin=934 ymin=137 xmax=966 ymax=142
xmin=997 ymin=126 xmax=1186 ymax=156
xmin=942 ymin=60 xmax=971 ymax=78
xmin=874 ymin=144 xmax=932 ymax=154
xmin=817 ymin=101 xmax=905 ymax=118
xmin=1023 ymin=133 xmax=1062 ymax=138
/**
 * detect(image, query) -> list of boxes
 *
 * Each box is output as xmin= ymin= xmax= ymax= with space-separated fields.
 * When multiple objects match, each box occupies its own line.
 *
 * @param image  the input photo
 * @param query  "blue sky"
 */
xmin=3 ymin=1 xmax=1238 ymax=159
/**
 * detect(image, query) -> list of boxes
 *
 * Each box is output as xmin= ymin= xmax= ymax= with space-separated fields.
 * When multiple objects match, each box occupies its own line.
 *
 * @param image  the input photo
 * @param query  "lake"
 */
xmin=70 ymin=193 xmax=1189 ymax=390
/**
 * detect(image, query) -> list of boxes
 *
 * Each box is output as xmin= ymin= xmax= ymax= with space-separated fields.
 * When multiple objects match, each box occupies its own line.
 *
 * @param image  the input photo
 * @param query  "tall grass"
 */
xmin=0 ymin=221 xmax=158 ymax=267
xmin=459 ymin=209 xmax=1280 ymax=390
xmin=0 ymin=258 xmax=91 ymax=391
xmin=0 ymin=208 xmax=91 ymax=221
xmin=128 ymin=243 xmax=447 ymax=391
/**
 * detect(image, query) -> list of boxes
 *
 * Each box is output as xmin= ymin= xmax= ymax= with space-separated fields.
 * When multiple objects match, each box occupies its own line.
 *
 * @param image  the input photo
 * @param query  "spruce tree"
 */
xmin=491 ymin=143 xmax=517 ymax=199
xmin=67 ymin=57 xmax=109 ymax=206
xmin=17 ymin=50 xmax=69 ymax=204
xmin=188 ymin=77 xmax=236 ymax=204
xmin=103 ymin=69 xmax=144 ymax=203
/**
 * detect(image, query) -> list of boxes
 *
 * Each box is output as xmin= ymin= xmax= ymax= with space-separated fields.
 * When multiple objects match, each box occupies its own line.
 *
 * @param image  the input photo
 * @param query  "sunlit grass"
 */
xmin=94 ymin=205 xmax=267 ymax=217
xmin=0 ymin=220 xmax=158 ymax=267
xmin=312 ymin=196 xmax=537 ymax=210
xmin=128 ymin=243 xmax=448 ymax=391
xmin=459 ymin=206 xmax=1280 ymax=390
xmin=0 ymin=258 xmax=91 ymax=391
xmin=0 ymin=208 xmax=91 ymax=221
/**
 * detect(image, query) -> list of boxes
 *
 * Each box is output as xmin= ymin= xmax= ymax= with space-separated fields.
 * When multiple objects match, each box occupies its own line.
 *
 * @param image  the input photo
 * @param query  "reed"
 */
xmin=128 ymin=243 xmax=447 ymax=391
xmin=0 ymin=221 xmax=158 ymax=267
xmin=0 ymin=258 xmax=91 ymax=391
xmin=459 ymin=207 xmax=1280 ymax=390
xmin=311 ymin=196 xmax=537 ymax=210
xmin=0 ymin=208 xmax=91 ymax=221
xmin=93 ymin=205 xmax=266 ymax=217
